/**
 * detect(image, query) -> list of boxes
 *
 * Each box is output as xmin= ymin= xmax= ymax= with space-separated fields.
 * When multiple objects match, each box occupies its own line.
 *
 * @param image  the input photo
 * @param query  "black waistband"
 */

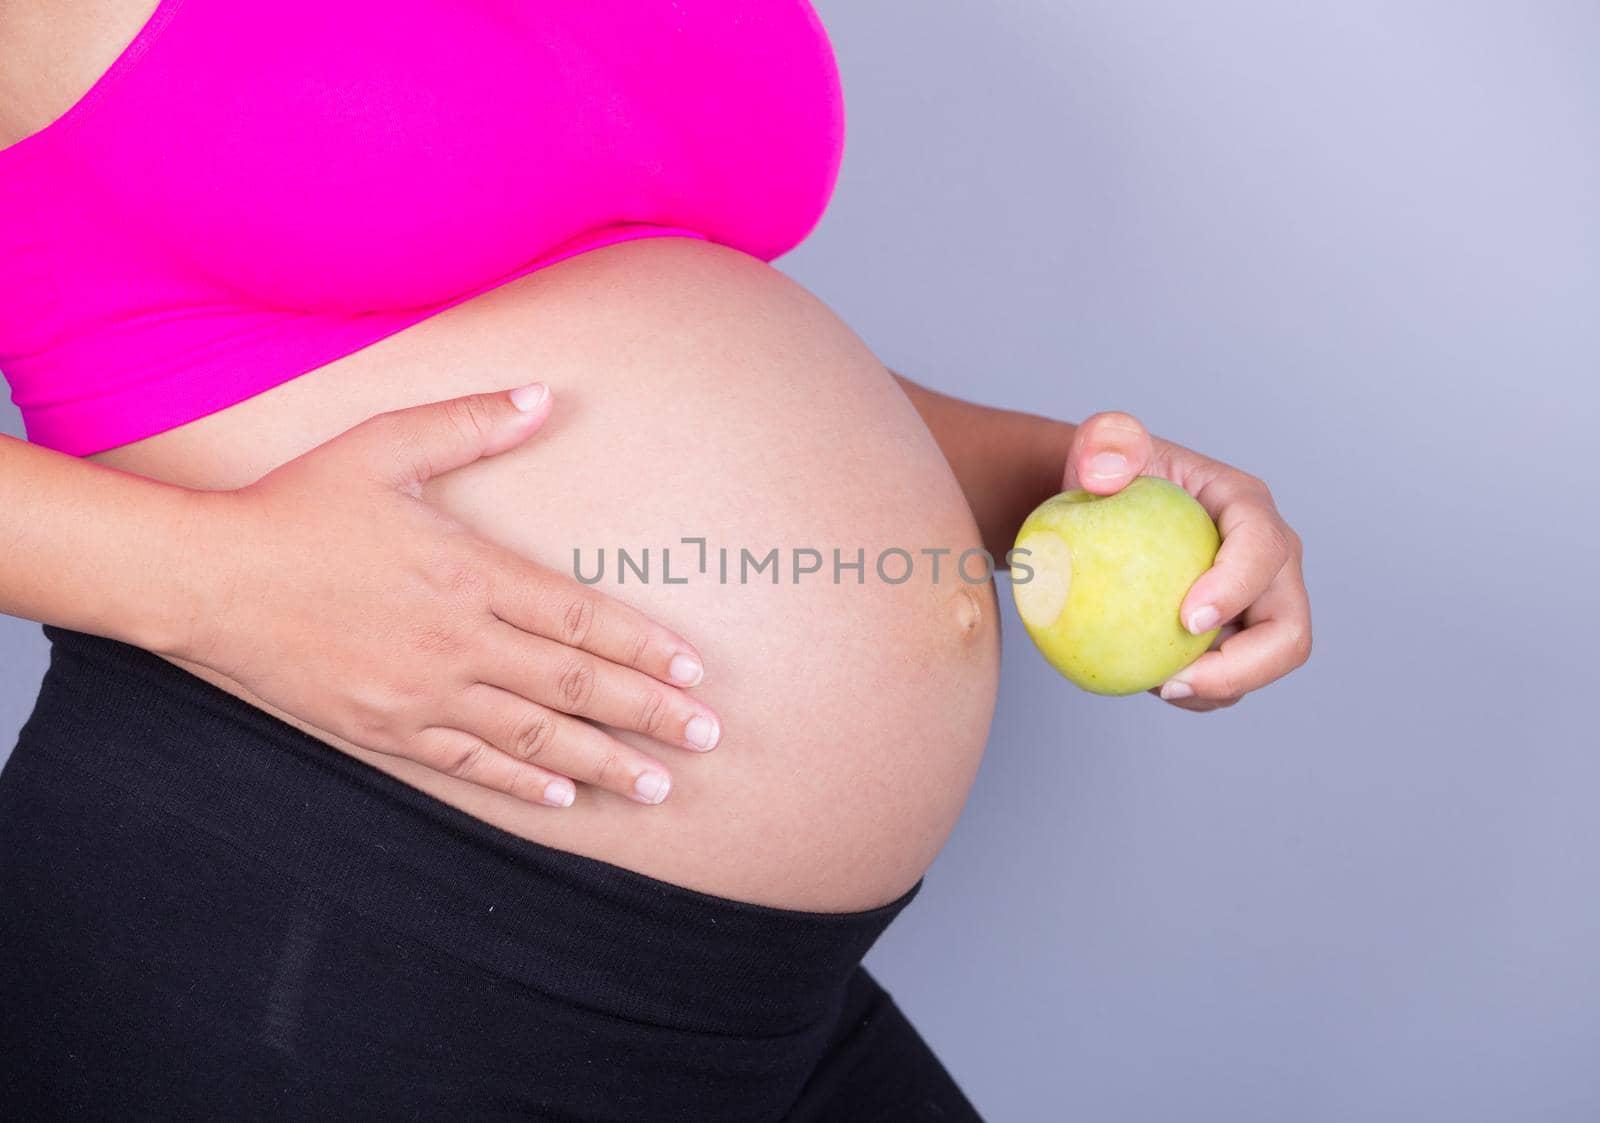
xmin=23 ymin=626 xmax=919 ymax=1038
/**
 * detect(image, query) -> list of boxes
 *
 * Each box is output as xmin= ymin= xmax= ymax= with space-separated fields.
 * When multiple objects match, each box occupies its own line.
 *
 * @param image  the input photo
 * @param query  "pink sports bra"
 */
xmin=0 ymin=1 xmax=844 ymax=455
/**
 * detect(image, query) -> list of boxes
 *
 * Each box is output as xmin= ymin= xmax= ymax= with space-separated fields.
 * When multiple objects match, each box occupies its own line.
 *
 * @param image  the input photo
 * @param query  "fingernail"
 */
xmin=1087 ymin=451 xmax=1127 ymax=480
xmin=543 ymin=778 xmax=576 ymax=807
xmin=510 ymin=382 xmax=549 ymax=411
xmin=634 ymin=771 xmax=671 ymax=804
xmin=684 ymin=715 xmax=719 ymax=751
xmin=668 ymin=654 xmax=704 ymax=687
xmin=1187 ymin=605 xmax=1220 ymax=635
xmin=1160 ymin=680 xmax=1194 ymax=701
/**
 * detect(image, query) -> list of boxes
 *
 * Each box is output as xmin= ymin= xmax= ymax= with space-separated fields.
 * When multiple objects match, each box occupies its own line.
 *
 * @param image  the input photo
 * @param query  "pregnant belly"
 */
xmin=91 ymin=238 xmax=1002 ymax=911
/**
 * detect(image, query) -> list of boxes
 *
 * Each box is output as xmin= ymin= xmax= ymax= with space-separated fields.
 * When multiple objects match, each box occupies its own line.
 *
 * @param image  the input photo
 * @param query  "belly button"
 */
xmin=949 ymin=585 xmax=985 ymax=641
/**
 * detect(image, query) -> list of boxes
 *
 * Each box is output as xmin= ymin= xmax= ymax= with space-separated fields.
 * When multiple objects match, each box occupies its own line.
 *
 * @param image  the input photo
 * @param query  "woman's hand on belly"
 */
xmin=176 ymin=383 xmax=722 ymax=808
xmin=95 ymin=238 xmax=1006 ymax=910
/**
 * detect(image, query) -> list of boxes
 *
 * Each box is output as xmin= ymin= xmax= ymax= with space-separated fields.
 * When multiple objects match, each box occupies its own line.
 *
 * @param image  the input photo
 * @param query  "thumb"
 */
xmin=1061 ymin=410 xmax=1155 ymax=495
xmin=352 ymin=382 xmax=553 ymax=490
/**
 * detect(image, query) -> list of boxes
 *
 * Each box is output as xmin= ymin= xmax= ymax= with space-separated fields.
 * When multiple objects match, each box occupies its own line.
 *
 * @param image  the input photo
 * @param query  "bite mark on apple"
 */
xmin=1012 ymin=531 xmax=1071 ymax=629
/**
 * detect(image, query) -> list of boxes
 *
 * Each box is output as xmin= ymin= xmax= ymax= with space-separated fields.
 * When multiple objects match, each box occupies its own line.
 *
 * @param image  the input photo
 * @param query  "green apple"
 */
xmin=1010 ymin=476 xmax=1220 ymax=695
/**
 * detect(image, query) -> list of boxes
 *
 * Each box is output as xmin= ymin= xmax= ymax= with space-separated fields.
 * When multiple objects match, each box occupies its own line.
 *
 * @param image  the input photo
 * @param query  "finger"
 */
xmin=490 ymin=560 xmax=708 ymax=688
xmin=403 ymin=725 xmax=579 ymax=808
xmin=1208 ymin=621 xmax=1243 ymax=652
xmin=1178 ymin=507 xmax=1295 ymax=636
xmin=1061 ymin=411 xmax=1155 ymax=495
xmin=1159 ymin=564 xmax=1312 ymax=705
xmin=1148 ymin=690 xmax=1239 ymax=714
xmin=449 ymin=683 xmax=677 ymax=805
xmin=1157 ymin=619 xmax=1301 ymax=704
xmin=345 ymin=383 xmax=554 ymax=490
xmin=1143 ymin=623 xmax=1239 ymax=710
xmin=476 ymin=622 xmax=720 ymax=752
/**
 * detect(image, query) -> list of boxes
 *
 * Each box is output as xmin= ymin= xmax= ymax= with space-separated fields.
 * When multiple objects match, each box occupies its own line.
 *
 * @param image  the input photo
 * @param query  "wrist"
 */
xmin=977 ymin=409 xmax=1075 ymax=559
xmin=1017 ymin=411 xmax=1076 ymax=500
xmin=132 ymin=486 xmax=244 ymax=662
xmin=890 ymin=373 xmax=1077 ymax=555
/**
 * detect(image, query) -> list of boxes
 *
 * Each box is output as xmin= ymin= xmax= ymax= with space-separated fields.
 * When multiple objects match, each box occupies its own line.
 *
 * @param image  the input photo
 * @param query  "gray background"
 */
xmin=4 ymin=1 xmax=1597 ymax=1119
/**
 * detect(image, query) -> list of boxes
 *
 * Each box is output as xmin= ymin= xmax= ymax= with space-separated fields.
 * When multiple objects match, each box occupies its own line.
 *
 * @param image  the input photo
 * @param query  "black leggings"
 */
xmin=0 ymin=627 xmax=982 ymax=1122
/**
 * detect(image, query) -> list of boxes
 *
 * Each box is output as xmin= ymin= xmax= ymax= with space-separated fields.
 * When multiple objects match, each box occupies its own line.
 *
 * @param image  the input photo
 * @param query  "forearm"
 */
xmin=0 ymin=435 xmax=215 ymax=656
xmin=894 ymin=374 xmax=1074 ymax=559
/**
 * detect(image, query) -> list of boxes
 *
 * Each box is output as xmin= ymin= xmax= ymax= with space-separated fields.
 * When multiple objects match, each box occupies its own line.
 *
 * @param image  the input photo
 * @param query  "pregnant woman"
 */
xmin=0 ymin=2 xmax=1312 ymax=1119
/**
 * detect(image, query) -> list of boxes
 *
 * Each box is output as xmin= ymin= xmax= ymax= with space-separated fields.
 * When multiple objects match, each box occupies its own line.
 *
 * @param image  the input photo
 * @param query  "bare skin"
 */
xmin=0 ymin=3 xmax=1312 ymax=912
xmin=87 ymin=239 xmax=1006 ymax=911
xmin=0 ymin=0 xmax=146 ymax=147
